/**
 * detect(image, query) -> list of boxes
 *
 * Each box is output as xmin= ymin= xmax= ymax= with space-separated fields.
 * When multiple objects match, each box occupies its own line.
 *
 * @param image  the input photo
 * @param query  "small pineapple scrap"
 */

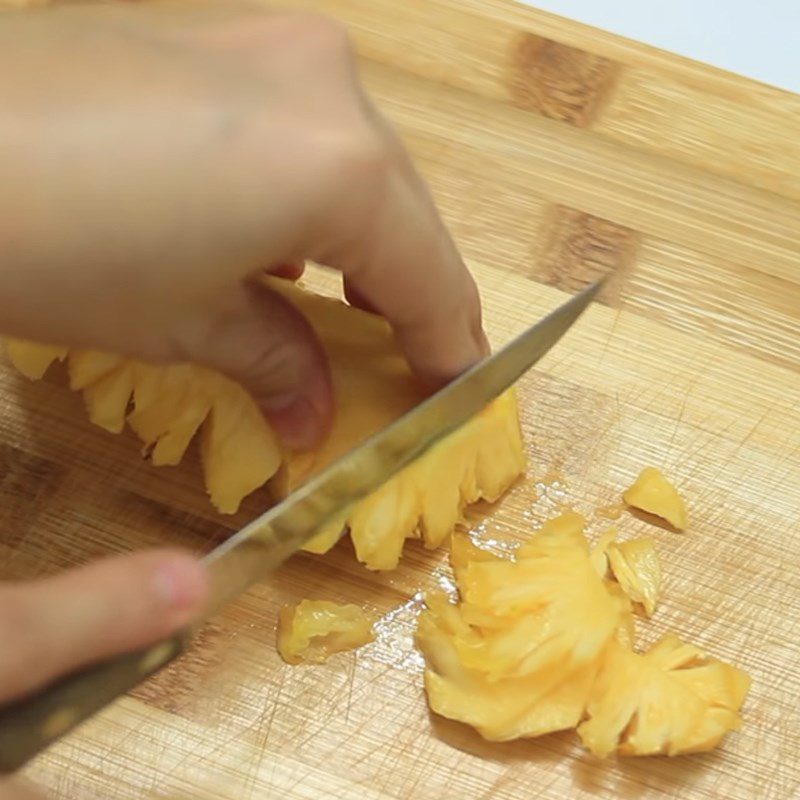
xmin=415 ymin=513 xmax=627 ymax=741
xmin=606 ymin=537 xmax=662 ymax=617
xmin=3 ymin=277 xmax=525 ymax=569
xmin=589 ymin=527 xmax=618 ymax=579
xmin=623 ymin=467 xmax=688 ymax=530
xmin=277 ymin=600 xmax=375 ymax=665
xmin=578 ymin=637 xmax=751 ymax=757
xmin=4 ymin=339 xmax=67 ymax=380
xmin=603 ymin=580 xmax=637 ymax=651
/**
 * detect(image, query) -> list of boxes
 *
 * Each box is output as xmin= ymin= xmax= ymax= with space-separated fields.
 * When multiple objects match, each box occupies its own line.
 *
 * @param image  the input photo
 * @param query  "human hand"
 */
xmin=0 ymin=549 xmax=208 ymax=794
xmin=0 ymin=0 xmax=488 ymax=450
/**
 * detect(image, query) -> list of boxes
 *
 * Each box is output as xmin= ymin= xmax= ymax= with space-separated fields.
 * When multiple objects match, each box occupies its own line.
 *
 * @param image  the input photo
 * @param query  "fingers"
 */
xmin=172 ymin=281 xmax=333 ymax=450
xmin=0 ymin=779 xmax=46 ymax=800
xmin=266 ymin=261 xmax=306 ymax=282
xmin=0 ymin=550 xmax=208 ymax=705
xmin=312 ymin=109 xmax=490 ymax=385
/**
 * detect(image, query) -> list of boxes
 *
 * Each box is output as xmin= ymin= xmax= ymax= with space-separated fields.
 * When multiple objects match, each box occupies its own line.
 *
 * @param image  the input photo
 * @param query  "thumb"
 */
xmin=181 ymin=281 xmax=333 ymax=451
xmin=0 ymin=550 xmax=208 ymax=705
xmin=0 ymin=779 xmax=47 ymax=800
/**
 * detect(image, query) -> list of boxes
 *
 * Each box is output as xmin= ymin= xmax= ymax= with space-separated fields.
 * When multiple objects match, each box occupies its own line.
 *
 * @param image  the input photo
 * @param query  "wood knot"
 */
xmin=510 ymin=33 xmax=620 ymax=127
xmin=537 ymin=206 xmax=639 ymax=305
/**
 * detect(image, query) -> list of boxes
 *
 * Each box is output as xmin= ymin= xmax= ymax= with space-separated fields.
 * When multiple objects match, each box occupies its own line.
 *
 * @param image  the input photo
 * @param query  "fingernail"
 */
xmin=152 ymin=557 xmax=209 ymax=614
xmin=262 ymin=393 xmax=328 ymax=451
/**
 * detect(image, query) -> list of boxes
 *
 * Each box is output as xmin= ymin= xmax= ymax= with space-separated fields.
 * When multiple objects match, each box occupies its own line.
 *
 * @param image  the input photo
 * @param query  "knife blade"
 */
xmin=0 ymin=279 xmax=602 ymax=772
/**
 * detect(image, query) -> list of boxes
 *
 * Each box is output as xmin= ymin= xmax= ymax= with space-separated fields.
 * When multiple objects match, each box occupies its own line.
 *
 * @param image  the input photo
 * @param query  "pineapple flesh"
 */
xmin=623 ymin=467 xmax=688 ymax=530
xmin=416 ymin=509 xmax=749 ymax=755
xmin=606 ymin=537 xmax=662 ymax=617
xmin=416 ymin=513 xmax=626 ymax=741
xmin=2 ymin=277 xmax=525 ymax=570
xmin=578 ymin=636 xmax=750 ymax=757
xmin=277 ymin=600 xmax=376 ymax=665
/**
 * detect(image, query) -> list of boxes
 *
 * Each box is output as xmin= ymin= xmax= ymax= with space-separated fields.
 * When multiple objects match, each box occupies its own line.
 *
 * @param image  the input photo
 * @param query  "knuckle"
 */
xmin=250 ymin=342 xmax=308 ymax=396
xmin=330 ymin=125 xmax=388 ymax=185
xmin=269 ymin=12 xmax=352 ymax=63
xmin=310 ymin=122 xmax=391 ymax=206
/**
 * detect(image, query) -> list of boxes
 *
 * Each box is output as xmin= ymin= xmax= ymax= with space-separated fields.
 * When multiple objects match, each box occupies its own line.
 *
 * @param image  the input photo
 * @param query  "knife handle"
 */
xmin=0 ymin=631 xmax=189 ymax=773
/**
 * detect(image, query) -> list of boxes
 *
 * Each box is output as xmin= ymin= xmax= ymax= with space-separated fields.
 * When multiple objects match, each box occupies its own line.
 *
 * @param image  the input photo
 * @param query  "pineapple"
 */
xmin=589 ymin=526 xmax=618 ymax=578
xmin=416 ymin=513 xmax=626 ymax=741
xmin=4 ymin=339 xmax=67 ymax=380
xmin=277 ymin=600 xmax=375 ymax=665
xmin=454 ymin=513 xmax=624 ymax=679
xmin=606 ymin=537 xmax=662 ymax=617
xmin=3 ymin=277 xmax=525 ymax=570
xmin=578 ymin=636 xmax=750 ymax=757
xmin=416 ymin=510 xmax=749 ymax=754
xmin=417 ymin=591 xmax=602 ymax=741
xmin=603 ymin=579 xmax=637 ymax=650
xmin=623 ymin=467 xmax=688 ymax=530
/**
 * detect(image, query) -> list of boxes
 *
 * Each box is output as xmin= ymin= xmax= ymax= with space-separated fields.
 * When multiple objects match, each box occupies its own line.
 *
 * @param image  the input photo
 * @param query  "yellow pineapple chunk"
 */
xmin=277 ymin=600 xmax=375 ymax=665
xmin=5 ymin=339 xmax=67 ymax=380
xmin=2 ymin=277 xmax=524 ymax=569
xmin=68 ymin=350 xmax=123 ymax=390
xmin=418 ymin=511 xmax=748 ymax=754
xmin=589 ymin=527 xmax=618 ymax=579
xmin=450 ymin=531 xmax=508 ymax=585
xmin=454 ymin=513 xmax=623 ymax=679
xmin=578 ymin=636 xmax=750 ymax=757
xmin=607 ymin=537 xmax=662 ymax=617
xmin=416 ymin=513 xmax=626 ymax=740
xmin=623 ymin=467 xmax=688 ymax=530
xmin=418 ymin=592 xmax=601 ymax=741
xmin=603 ymin=579 xmax=637 ymax=650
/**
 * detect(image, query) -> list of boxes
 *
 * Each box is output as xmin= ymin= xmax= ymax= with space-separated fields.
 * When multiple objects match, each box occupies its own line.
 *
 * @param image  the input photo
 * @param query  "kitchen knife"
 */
xmin=0 ymin=279 xmax=602 ymax=772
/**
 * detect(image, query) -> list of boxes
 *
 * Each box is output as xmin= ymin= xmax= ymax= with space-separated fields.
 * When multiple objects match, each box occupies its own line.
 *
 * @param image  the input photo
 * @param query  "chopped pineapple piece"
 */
xmin=455 ymin=513 xmax=623 ymax=679
xmin=277 ymin=600 xmax=375 ymax=665
xmin=450 ymin=531 xmax=508 ymax=585
xmin=603 ymin=579 xmax=637 ymax=650
xmin=596 ymin=503 xmax=623 ymax=520
xmin=623 ymin=467 xmax=687 ymax=530
xmin=5 ymin=339 xmax=67 ymax=380
xmin=578 ymin=636 xmax=750 ymax=757
xmin=589 ymin=527 xmax=618 ymax=579
xmin=416 ymin=513 xmax=626 ymax=740
xmin=607 ymin=537 xmax=662 ymax=617
xmin=418 ymin=594 xmax=601 ymax=741
xmin=418 ymin=511 xmax=748 ymax=755
xmin=2 ymin=278 xmax=524 ymax=568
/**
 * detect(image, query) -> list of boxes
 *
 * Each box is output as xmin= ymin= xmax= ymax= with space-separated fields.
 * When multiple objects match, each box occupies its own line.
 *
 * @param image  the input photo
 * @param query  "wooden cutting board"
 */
xmin=2 ymin=0 xmax=799 ymax=798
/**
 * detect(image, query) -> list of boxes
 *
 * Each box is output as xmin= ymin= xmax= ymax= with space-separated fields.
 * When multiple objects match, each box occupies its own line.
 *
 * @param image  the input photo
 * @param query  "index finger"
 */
xmin=320 ymin=113 xmax=489 ymax=384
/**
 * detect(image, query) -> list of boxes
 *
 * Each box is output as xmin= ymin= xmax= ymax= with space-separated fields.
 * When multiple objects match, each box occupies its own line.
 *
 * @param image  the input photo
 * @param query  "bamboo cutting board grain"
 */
xmin=2 ymin=0 xmax=800 ymax=798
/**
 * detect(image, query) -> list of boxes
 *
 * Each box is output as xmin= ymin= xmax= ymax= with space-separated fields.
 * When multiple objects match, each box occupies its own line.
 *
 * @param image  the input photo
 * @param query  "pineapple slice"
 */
xmin=2 ymin=278 xmax=524 ymax=569
xmin=606 ymin=537 xmax=662 ymax=617
xmin=578 ymin=636 xmax=750 ymax=757
xmin=416 ymin=513 xmax=626 ymax=741
xmin=418 ymin=511 xmax=748 ymax=754
xmin=589 ymin=527 xmax=618 ymax=578
xmin=454 ymin=513 xmax=624 ymax=679
xmin=603 ymin=579 xmax=637 ymax=650
xmin=5 ymin=339 xmax=67 ymax=380
xmin=418 ymin=592 xmax=601 ymax=741
xmin=623 ymin=467 xmax=688 ymax=530
xmin=450 ymin=531 xmax=508 ymax=585
xmin=277 ymin=600 xmax=375 ymax=665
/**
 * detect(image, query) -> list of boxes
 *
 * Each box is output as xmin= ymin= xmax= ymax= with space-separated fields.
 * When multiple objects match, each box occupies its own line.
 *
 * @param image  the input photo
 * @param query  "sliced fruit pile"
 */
xmin=3 ymin=275 xmax=749 ymax=759
xmin=3 ymin=278 xmax=525 ymax=570
xmin=415 ymin=502 xmax=750 ymax=756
